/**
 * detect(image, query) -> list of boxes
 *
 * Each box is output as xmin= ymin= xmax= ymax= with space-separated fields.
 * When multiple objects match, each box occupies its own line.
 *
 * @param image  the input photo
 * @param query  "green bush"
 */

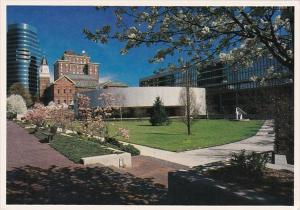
xmin=230 ymin=150 xmax=270 ymax=177
xmin=105 ymin=137 xmax=122 ymax=147
xmin=120 ymin=144 xmax=140 ymax=156
xmin=104 ymin=137 xmax=140 ymax=156
xmin=7 ymin=112 xmax=17 ymax=120
xmin=149 ymin=97 xmax=169 ymax=126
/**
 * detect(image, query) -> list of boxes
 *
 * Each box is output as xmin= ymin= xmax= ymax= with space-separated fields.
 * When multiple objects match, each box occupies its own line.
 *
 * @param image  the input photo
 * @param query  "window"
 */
xmin=69 ymin=89 xmax=72 ymax=93
xmin=57 ymin=89 xmax=60 ymax=94
xmin=58 ymin=100 xmax=60 ymax=104
xmin=64 ymin=89 xmax=66 ymax=94
xmin=70 ymin=100 xmax=73 ymax=104
xmin=64 ymin=100 xmax=66 ymax=104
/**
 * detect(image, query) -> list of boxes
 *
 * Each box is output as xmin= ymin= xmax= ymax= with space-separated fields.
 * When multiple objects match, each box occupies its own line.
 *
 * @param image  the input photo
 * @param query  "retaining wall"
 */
xmin=81 ymin=152 xmax=132 ymax=168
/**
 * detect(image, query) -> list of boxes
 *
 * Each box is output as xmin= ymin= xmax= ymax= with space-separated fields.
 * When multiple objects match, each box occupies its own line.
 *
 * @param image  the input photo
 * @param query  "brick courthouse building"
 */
xmin=48 ymin=51 xmax=100 ymax=105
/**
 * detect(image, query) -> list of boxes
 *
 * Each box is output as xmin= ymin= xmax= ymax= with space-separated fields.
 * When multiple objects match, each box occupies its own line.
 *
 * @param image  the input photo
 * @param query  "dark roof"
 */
xmin=99 ymin=80 xmax=128 ymax=88
xmin=64 ymin=50 xmax=88 ymax=57
xmin=64 ymin=74 xmax=99 ymax=88
xmin=40 ymin=57 xmax=48 ymax=65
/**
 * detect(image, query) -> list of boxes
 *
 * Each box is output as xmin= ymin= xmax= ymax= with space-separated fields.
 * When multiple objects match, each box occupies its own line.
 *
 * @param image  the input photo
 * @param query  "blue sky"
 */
xmin=7 ymin=6 xmax=177 ymax=86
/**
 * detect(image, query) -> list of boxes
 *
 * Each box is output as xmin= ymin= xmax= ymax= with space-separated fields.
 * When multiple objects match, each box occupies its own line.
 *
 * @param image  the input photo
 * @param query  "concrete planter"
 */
xmin=81 ymin=152 xmax=132 ymax=168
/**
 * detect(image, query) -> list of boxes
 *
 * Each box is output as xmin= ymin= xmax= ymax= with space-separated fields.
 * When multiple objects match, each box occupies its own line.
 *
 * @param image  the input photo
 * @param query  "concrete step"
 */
xmin=256 ymin=132 xmax=275 ymax=137
xmin=261 ymin=126 xmax=273 ymax=129
xmin=259 ymin=128 xmax=273 ymax=132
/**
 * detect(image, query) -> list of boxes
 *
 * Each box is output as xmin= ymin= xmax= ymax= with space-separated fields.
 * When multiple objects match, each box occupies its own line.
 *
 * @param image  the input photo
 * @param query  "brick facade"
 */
xmin=54 ymin=51 xmax=99 ymax=81
xmin=39 ymin=77 xmax=50 ymax=99
xmin=50 ymin=76 xmax=76 ymax=105
xmin=49 ymin=51 xmax=100 ymax=105
xmin=38 ymin=57 xmax=51 ymax=103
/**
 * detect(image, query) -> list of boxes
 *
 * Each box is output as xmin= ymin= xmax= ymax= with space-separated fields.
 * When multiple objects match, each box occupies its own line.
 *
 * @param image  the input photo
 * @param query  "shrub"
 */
xmin=105 ymin=137 xmax=122 ymax=147
xmin=120 ymin=144 xmax=140 ymax=156
xmin=230 ymin=150 xmax=270 ymax=177
xmin=149 ymin=97 xmax=169 ymax=126
xmin=104 ymin=137 xmax=140 ymax=155
xmin=7 ymin=111 xmax=17 ymax=120
xmin=7 ymin=94 xmax=27 ymax=114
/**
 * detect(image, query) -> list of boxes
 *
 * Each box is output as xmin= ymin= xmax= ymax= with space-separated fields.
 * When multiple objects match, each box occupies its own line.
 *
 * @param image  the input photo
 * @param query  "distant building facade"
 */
xmin=49 ymin=50 xmax=100 ymax=105
xmin=7 ymin=23 xmax=42 ymax=96
xmin=140 ymin=57 xmax=293 ymax=116
xmin=75 ymin=87 xmax=206 ymax=118
xmin=49 ymin=75 xmax=76 ymax=105
xmin=38 ymin=57 xmax=51 ymax=102
xmin=54 ymin=50 xmax=99 ymax=82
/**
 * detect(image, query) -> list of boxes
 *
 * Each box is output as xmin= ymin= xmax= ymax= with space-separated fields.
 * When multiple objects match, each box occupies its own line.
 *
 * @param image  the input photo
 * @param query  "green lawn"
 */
xmin=108 ymin=119 xmax=264 ymax=152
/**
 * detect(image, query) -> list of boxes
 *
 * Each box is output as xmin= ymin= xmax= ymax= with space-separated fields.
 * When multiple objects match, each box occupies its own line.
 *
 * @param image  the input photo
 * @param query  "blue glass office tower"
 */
xmin=7 ymin=23 xmax=42 ymax=96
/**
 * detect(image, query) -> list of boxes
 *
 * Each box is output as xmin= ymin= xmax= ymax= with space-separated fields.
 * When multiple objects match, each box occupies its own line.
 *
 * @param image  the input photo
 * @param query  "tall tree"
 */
xmin=149 ymin=97 xmax=169 ymax=126
xmin=179 ymin=86 xmax=202 ymax=135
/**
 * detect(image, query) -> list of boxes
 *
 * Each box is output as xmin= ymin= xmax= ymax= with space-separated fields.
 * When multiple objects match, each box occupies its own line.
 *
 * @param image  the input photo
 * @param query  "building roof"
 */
xmin=64 ymin=74 xmax=99 ymax=88
xmin=40 ymin=57 xmax=48 ymax=65
xmin=53 ymin=75 xmax=76 ymax=85
xmin=99 ymin=80 xmax=128 ymax=88
xmin=63 ymin=50 xmax=90 ymax=57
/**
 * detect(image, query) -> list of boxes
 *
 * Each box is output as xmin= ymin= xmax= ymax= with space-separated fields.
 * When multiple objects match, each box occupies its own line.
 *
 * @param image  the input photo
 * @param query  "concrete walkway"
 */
xmin=123 ymin=120 xmax=275 ymax=168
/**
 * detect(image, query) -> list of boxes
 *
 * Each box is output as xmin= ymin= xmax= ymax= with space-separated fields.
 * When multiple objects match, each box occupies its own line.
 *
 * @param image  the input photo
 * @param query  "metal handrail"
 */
xmin=236 ymin=107 xmax=247 ymax=115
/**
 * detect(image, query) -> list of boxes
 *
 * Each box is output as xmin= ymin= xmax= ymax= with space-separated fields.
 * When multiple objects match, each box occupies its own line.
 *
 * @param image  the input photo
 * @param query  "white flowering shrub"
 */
xmin=7 ymin=94 xmax=27 ymax=114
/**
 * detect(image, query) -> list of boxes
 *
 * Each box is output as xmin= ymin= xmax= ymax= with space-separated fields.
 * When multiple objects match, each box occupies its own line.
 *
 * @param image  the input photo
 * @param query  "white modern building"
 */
xmin=75 ymin=87 xmax=206 ymax=117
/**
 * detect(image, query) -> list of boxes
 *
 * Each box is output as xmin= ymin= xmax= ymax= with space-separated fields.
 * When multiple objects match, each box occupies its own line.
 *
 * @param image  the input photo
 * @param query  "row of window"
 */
xmin=57 ymin=89 xmax=73 ymax=94
xmin=140 ymin=57 xmax=291 ymax=90
xmin=56 ymin=99 xmax=73 ymax=105
xmin=63 ymin=55 xmax=90 ymax=64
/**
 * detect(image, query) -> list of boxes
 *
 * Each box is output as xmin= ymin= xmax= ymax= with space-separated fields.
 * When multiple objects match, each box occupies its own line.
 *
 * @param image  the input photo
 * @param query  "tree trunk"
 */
xmin=186 ymin=69 xmax=191 ymax=135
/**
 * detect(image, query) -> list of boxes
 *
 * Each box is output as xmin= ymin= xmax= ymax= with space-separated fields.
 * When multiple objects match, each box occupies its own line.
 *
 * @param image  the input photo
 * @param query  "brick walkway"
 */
xmin=113 ymin=156 xmax=189 ymax=187
xmin=7 ymin=120 xmax=187 ymax=187
xmin=6 ymin=121 xmax=172 ymax=204
xmin=7 ymin=120 xmax=78 ymax=171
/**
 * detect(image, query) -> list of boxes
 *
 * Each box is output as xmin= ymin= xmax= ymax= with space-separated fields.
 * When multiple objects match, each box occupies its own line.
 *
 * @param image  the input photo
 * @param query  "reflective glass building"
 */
xmin=140 ymin=57 xmax=292 ymax=115
xmin=7 ymin=23 xmax=42 ymax=96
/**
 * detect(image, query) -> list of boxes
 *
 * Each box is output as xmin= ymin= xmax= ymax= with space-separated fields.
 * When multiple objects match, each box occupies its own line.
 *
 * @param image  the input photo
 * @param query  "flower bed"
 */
xmin=17 ymin=120 xmax=138 ymax=162
xmin=50 ymin=134 xmax=117 ymax=163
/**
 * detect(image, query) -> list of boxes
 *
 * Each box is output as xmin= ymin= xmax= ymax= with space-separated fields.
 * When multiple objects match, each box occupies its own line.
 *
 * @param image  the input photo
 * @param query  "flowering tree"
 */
xmin=77 ymin=95 xmax=94 ymax=135
xmin=25 ymin=103 xmax=48 ymax=131
xmin=8 ymin=83 xmax=33 ymax=107
xmin=84 ymin=7 xmax=293 ymax=74
xmin=7 ymin=94 xmax=27 ymax=115
xmin=77 ymin=93 xmax=129 ymax=140
xmin=84 ymin=6 xmax=294 ymax=158
xmin=46 ymin=103 xmax=74 ymax=132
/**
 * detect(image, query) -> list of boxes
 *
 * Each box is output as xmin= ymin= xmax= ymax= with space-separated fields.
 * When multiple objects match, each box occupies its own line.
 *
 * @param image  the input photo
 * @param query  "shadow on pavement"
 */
xmin=7 ymin=165 xmax=168 ymax=205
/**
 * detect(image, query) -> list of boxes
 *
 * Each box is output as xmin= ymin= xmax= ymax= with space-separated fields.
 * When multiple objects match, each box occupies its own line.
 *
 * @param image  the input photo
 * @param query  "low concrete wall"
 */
xmin=168 ymin=169 xmax=289 ymax=205
xmin=81 ymin=152 xmax=132 ymax=168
